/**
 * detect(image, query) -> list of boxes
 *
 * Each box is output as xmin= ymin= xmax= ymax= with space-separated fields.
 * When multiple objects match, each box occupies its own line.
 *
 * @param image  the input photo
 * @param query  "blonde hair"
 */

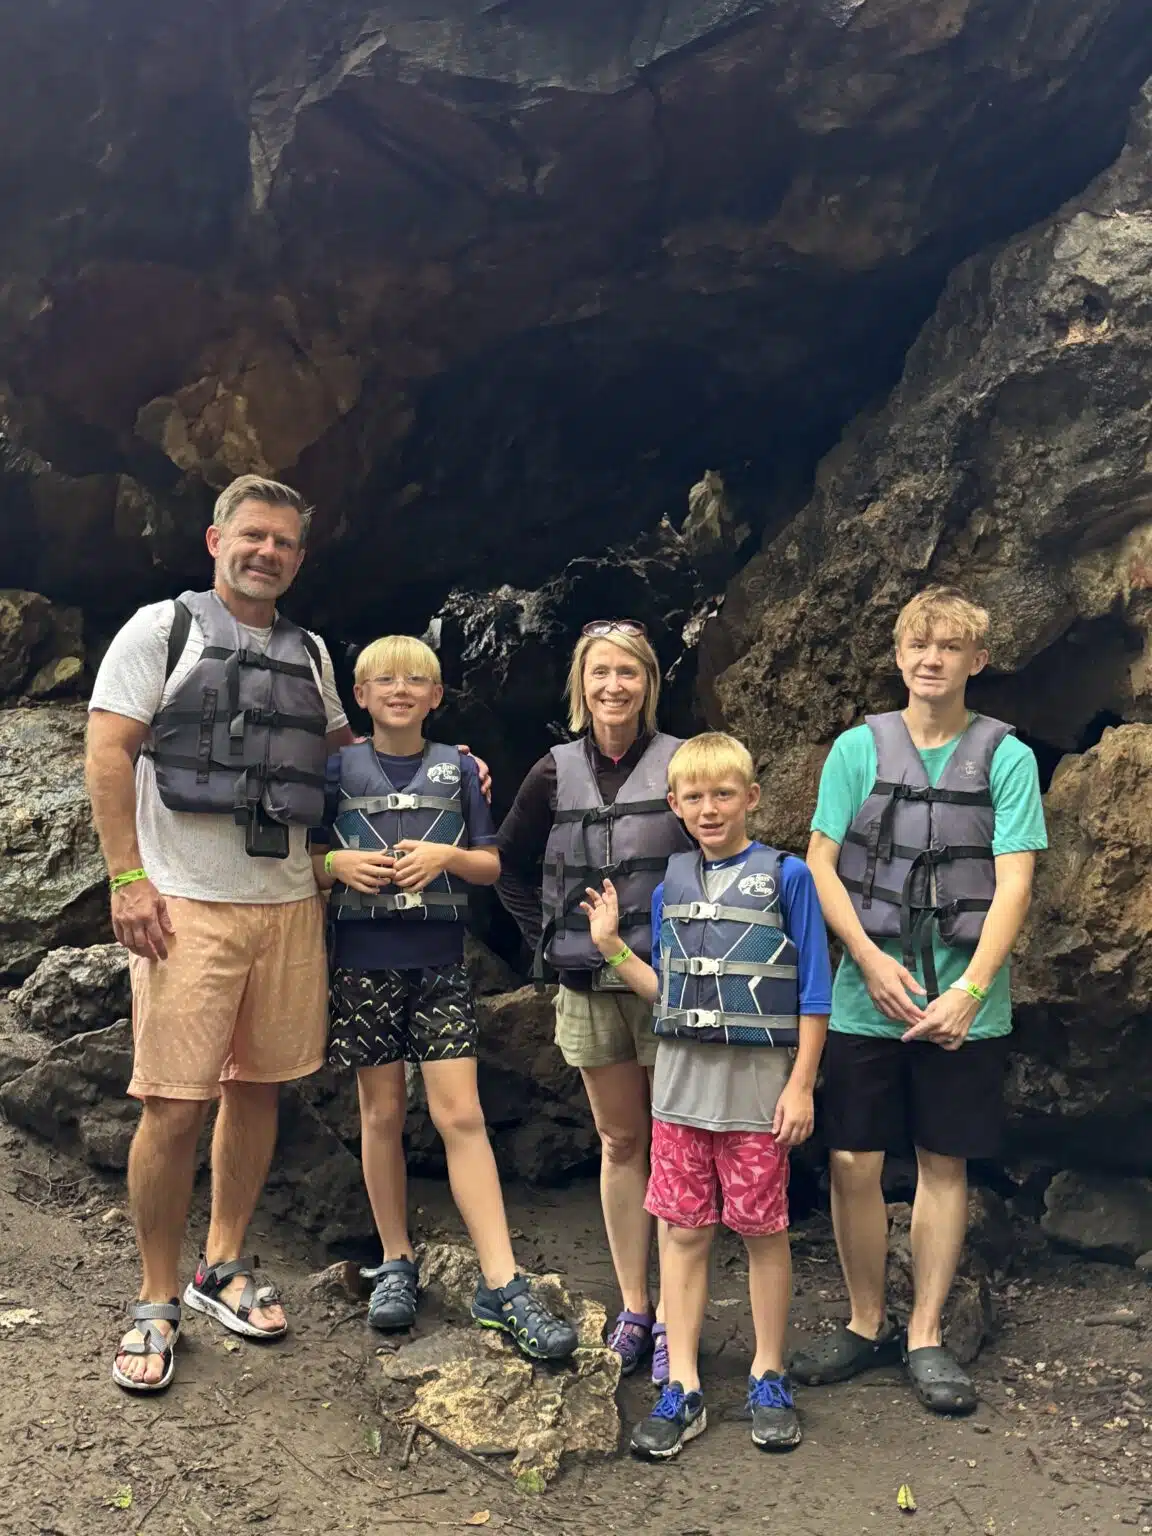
xmin=566 ymin=628 xmax=661 ymax=735
xmin=213 ymin=474 xmax=312 ymax=542
xmin=668 ymin=732 xmax=755 ymax=794
xmin=894 ymin=586 xmax=990 ymax=648
xmin=355 ymin=634 xmax=442 ymax=685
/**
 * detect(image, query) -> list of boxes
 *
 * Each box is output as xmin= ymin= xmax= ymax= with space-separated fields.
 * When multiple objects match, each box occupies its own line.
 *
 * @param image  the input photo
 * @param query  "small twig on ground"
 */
xmin=1026 ymin=1443 xmax=1050 ymax=1478
xmin=325 ymin=1308 xmax=362 ymax=1339
xmin=136 ymin=1478 xmax=174 ymax=1529
xmin=274 ymin=1436 xmax=329 ymax=1485
xmin=400 ymin=1422 xmax=418 ymax=1469
xmin=940 ymin=1494 xmax=976 ymax=1527
xmin=412 ymin=1420 xmax=510 ymax=1484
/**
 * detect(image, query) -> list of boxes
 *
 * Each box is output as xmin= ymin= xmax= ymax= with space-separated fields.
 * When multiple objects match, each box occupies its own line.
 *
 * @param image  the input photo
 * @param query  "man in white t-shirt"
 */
xmin=88 ymin=474 xmax=355 ymax=1391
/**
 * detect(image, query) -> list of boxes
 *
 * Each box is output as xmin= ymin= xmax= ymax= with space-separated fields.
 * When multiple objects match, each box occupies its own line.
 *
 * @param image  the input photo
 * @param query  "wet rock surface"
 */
xmin=11 ymin=943 xmax=129 ymax=1038
xmin=1042 ymin=1172 xmax=1152 ymax=1262
xmin=0 ymin=705 xmax=109 ymax=981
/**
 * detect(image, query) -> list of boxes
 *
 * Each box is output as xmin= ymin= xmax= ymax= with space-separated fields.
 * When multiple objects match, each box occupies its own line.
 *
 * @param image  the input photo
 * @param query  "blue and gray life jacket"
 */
xmin=835 ymin=711 xmax=1012 ymax=998
xmin=655 ymin=845 xmax=800 ymax=1048
xmin=148 ymin=588 xmax=328 ymax=832
xmin=329 ymin=741 xmax=468 ymax=923
xmin=537 ymin=732 xmax=691 ymax=984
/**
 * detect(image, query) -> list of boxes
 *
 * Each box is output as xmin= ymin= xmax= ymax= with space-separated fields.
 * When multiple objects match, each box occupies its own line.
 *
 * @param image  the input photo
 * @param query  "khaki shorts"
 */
xmin=554 ymin=984 xmax=658 ymax=1070
xmin=128 ymin=895 xmax=327 ymax=1100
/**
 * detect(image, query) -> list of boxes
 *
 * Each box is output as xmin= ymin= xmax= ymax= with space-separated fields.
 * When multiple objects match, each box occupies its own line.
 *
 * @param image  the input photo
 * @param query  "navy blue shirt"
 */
xmin=315 ymin=747 xmax=497 ymax=972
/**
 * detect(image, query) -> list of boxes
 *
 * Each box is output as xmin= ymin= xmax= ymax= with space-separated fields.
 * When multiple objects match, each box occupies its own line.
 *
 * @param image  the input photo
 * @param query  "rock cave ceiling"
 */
xmin=3 ymin=0 xmax=1152 ymax=667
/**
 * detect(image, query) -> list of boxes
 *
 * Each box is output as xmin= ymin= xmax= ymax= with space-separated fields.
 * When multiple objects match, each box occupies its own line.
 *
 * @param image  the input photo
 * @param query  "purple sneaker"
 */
xmin=607 ymin=1310 xmax=655 ymax=1375
xmin=652 ymin=1323 xmax=669 ymax=1386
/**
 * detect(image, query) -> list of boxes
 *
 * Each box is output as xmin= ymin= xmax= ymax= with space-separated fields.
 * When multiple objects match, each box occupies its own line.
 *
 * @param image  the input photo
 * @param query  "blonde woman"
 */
xmin=497 ymin=622 xmax=691 ymax=1378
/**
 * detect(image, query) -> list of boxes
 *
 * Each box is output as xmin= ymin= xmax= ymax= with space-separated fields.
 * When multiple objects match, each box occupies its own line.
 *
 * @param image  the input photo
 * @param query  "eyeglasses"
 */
xmin=581 ymin=620 xmax=647 ymax=638
xmin=367 ymin=674 xmax=436 ymax=691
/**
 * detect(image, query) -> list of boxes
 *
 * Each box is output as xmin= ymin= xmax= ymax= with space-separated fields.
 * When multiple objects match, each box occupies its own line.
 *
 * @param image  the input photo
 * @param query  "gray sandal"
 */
xmin=111 ymin=1300 xmax=182 ymax=1393
xmin=183 ymin=1256 xmax=287 ymax=1340
xmin=905 ymin=1345 xmax=978 ymax=1415
xmin=789 ymin=1318 xmax=902 ymax=1385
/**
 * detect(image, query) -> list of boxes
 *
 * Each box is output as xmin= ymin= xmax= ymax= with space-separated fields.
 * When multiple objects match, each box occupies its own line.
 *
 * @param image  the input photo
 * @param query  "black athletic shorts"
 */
xmin=328 ymin=964 xmax=478 ymax=1069
xmin=821 ymin=1030 xmax=1010 ymax=1160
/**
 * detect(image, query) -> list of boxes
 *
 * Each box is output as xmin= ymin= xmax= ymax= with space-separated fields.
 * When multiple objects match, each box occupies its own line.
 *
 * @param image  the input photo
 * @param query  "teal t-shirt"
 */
xmin=810 ymin=719 xmax=1047 ymax=1040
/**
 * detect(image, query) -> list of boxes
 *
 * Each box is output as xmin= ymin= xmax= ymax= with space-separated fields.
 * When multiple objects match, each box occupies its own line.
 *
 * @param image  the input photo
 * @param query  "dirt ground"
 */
xmin=2 ymin=1121 xmax=1151 ymax=1536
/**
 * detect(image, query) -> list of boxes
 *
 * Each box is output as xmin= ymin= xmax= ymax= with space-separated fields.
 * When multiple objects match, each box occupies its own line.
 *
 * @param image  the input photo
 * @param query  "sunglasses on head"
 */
xmin=581 ymin=620 xmax=647 ymax=638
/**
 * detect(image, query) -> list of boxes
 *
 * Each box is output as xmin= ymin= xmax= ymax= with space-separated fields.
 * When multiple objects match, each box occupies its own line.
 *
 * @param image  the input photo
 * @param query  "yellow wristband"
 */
xmin=109 ymin=868 xmax=147 ymax=893
xmin=605 ymin=945 xmax=632 ymax=968
xmin=950 ymin=977 xmax=987 ymax=1004
xmin=324 ymin=850 xmax=337 ymax=875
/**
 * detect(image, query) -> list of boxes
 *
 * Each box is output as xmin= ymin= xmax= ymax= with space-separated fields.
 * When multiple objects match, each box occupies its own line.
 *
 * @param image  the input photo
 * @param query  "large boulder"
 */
xmin=0 ymin=705 xmax=110 ymax=980
xmin=0 ymin=589 xmax=84 ymax=700
xmin=0 ymin=1018 xmax=138 ymax=1169
xmin=1011 ymin=726 xmax=1152 ymax=1169
xmin=711 ymin=81 xmax=1152 ymax=851
xmin=1042 ymin=1171 xmax=1152 ymax=1262
xmin=10 ymin=942 xmax=129 ymax=1038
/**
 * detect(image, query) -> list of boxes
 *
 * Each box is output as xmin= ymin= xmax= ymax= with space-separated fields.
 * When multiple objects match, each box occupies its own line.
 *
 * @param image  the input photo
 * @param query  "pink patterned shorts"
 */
xmin=645 ymin=1117 xmax=790 ymax=1237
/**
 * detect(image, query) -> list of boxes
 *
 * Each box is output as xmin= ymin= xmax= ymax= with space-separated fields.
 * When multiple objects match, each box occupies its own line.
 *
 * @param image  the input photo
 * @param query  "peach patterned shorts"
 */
xmin=127 ymin=894 xmax=327 ymax=1100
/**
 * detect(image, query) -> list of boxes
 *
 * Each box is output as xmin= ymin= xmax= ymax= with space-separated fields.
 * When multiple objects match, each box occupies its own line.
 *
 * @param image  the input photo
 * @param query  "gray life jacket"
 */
xmin=835 ymin=711 xmax=1013 ymax=998
xmin=655 ymin=844 xmax=800 ymax=1048
xmin=148 ymin=589 xmax=328 ymax=832
xmin=537 ymin=732 xmax=691 ymax=983
xmin=329 ymin=741 xmax=468 ymax=923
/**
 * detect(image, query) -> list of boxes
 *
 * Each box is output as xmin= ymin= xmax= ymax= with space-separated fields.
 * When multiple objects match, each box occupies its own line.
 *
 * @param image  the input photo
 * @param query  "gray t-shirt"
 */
xmin=88 ymin=598 xmax=348 ymax=904
xmin=650 ymin=861 xmax=793 ymax=1133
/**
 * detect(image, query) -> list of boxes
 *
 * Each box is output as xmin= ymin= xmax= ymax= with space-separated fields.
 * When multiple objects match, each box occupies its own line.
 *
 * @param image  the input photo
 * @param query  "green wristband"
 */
xmin=950 ymin=977 xmax=988 ymax=1004
xmin=324 ymin=850 xmax=337 ymax=875
xmin=605 ymin=945 xmax=632 ymax=968
xmin=109 ymin=868 xmax=147 ymax=893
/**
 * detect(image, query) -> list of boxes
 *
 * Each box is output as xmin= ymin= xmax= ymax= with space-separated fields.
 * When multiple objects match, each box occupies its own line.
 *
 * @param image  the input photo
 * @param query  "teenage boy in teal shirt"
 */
xmin=794 ymin=587 xmax=1046 ymax=1416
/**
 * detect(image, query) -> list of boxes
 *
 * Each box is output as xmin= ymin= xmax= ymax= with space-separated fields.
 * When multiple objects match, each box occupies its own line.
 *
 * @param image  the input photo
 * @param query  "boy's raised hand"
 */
xmin=579 ymin=879 xmax=622 ymax=954
xmin=329 ymin=848 xmax=395 ymax=894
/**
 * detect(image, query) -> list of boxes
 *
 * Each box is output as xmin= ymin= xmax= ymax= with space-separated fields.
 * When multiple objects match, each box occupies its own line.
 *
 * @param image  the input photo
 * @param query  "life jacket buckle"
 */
xmin=391 ymin=891 xmax=425 ymax=910
xmin=685 ymin=901 xmax=720 ymax=920
xmin=683 ymin=1009 xmax=721 ymax=1028
xmin=385 ymin=793 xmax=420 ymax=811
xmin=686 ymin=956 xmax=722 ymax=976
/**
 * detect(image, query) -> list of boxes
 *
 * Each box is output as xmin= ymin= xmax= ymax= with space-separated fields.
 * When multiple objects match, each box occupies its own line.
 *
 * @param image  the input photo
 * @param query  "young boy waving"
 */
xmin=582 ymin=732 xmax=832 ymax=1458
xmin=795 ymin=588 xmax=1045 ymax=1415
xmin=311 ymin=636 xmax=577 ymax=1360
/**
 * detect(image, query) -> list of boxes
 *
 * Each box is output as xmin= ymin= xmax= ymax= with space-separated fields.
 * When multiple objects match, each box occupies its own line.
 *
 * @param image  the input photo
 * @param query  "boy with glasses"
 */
xmin=311 ymin=635 xmax=577 ymax=1358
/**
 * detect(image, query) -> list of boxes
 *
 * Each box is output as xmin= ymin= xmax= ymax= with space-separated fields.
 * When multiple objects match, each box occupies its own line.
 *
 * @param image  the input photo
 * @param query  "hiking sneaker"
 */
xmin=651 ymin=1322 xmax=669 ymax=1386
xmin=630 ymin=1382 xmax=707 ymax=1460
xmin=606 ymin=1310 xmax=655 ymax=1376
xmin=471 ymin=1274 xmax=578 ymax=1361
xmin=364 ymin=1258 xmax=419 ymax=1330
xmin=749 ymin=1370 xmax=802 ymax=1451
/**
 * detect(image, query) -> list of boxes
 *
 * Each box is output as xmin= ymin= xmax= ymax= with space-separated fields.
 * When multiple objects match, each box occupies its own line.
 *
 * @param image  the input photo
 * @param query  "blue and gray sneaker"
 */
xmin=364 ymin=1258 xmax=420 ymax=1330
xmin=630 ymin=1382 xmax=708 ymax=1459
xmin=749 ymin=1370 xmax=802 ymax=1450
xmin=651 ymin=1322 xmax=669 ymax=1386
xmin=471 ymin=1274 xmax=578 ymax=1361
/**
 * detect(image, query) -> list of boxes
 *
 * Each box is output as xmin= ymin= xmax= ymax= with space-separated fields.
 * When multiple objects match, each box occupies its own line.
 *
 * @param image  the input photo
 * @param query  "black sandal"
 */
xmin=904 ymin=1344 xmax=978 ymax=1415
xmin=183 ymin=1256 xmax=287 ymax=1340
xmin=789 ymin=1317 xmax=903 ymax=1385
xmin=112 ymin=1300 xmax=182 ymax=1393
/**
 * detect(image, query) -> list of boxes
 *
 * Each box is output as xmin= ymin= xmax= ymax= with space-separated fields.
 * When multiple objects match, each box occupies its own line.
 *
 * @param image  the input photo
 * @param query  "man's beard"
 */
xmin=219 ymin=554 xmax=290 ymax=601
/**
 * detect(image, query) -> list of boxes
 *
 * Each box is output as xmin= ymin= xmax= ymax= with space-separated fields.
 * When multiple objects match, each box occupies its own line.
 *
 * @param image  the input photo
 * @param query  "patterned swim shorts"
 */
xmin=644 ymin=1117 xmax=790 ymax=1237
xmin=328 ymin=964 xmax=478 ymax=1068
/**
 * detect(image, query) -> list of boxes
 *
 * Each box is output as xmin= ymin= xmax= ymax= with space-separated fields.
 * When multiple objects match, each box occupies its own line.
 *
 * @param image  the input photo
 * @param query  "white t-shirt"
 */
xmin=88 ymin=599 xmax=348 ymax=904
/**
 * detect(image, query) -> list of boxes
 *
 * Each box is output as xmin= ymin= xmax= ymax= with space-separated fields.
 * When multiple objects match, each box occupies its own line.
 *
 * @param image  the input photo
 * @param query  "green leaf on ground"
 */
xmin=108 ymin=1485 xmax=133 ymax=1510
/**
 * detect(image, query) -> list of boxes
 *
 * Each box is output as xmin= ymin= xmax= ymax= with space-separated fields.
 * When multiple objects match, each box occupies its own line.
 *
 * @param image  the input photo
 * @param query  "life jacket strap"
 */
xmin=341 ymin=792 xmax=461 ymax=815
xmin=553 ymin=798 xmax=671 ymax=826
xmin=655 ymin=1008 xmax=800 ymax=1047
xmin=148 ymin=754 xmax=326 ymax=789
xmin=333 ymin=890 xmax=466 ymax=913
xmin=157 ymin=707 xmax=327 ymax=735
xmin=667 ymin=957 xmax=798 ymax=980
xmin=663 ymin=902 xmax=783 ymax=927
xmin=200 ymin=645 xmax=316 ymax=681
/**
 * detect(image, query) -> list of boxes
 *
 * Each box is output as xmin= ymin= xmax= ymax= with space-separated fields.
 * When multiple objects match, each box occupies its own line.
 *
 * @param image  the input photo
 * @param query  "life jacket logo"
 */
xmin=957 ymin=760 xmax=980 ymax=779
xmin=737 ymin=873 xmax=777 ymax=899
xmin=427 ymin=761 xmax=461 ymax=786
